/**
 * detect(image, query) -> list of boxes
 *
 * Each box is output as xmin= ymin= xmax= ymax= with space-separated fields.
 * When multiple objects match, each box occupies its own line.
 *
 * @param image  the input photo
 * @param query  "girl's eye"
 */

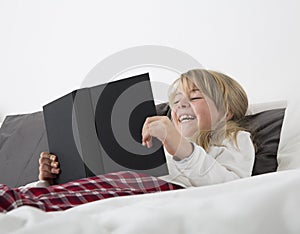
xmin=173 ymin=100 xmax=180 ymax=105
xmin=190 ymin=97 xmax=203 ymax=101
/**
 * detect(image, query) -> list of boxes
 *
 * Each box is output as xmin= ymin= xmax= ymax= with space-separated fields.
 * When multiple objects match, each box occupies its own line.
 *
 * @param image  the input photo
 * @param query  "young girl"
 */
xmin=39 ymin=69 xmax=255 ymax=188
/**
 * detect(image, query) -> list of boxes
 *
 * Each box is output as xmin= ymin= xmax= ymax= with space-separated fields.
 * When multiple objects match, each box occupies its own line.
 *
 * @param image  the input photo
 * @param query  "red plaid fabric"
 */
xmin=0 ymin=171 xmax=182 ymax=213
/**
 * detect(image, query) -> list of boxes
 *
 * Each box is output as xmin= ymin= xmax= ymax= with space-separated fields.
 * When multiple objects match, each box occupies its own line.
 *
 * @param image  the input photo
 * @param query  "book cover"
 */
xmin=43 ymin=73 xmax=169 ymax=184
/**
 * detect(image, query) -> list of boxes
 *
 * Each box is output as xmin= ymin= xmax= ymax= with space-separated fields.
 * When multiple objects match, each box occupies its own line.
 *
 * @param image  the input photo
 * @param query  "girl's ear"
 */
xmin=226 ymin=111 xmax=233 ymax=121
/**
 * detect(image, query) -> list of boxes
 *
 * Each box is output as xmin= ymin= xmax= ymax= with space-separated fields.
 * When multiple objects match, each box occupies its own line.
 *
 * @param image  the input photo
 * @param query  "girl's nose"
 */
xmin=177 ymin=97 xmax=190 ymax=108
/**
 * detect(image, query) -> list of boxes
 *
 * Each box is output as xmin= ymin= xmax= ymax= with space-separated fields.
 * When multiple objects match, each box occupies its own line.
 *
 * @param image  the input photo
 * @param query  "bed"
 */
xmin=0 ymin=100 xmax=300 ymax=234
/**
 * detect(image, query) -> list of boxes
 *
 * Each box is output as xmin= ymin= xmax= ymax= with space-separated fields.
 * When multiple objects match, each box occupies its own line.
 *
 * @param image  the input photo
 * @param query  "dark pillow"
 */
xmin=155 ymin=103 xmax=286 ymax=176
xmin=241 ymin=109 xmax=286 ymax=175
xmin=0 ymin=111 xmax=49 ymax=187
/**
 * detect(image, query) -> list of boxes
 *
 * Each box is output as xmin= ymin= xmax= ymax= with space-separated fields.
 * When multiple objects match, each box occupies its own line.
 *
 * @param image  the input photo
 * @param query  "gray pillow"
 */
xmin=0 ymin=111 xmax=48 ymax=187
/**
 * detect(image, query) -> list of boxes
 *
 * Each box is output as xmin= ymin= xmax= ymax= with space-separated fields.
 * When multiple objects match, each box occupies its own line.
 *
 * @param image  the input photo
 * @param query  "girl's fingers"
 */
xmin=50 ymin=161 xmax=59 ymax=168
xmin=142 ymin=116 xmax=167 ymax=148
xmin=40 ymin=152 xmax=57 ymax=162
xmin=39 ymin=163 xmax=51 ymax=172
xmin=39 ymin=152 xmax=60 ymax=183
xmin=142 ymin=135 xmax=152 ymax=148
xmin=142 ymin=118 xmax=151 ymax=146
xmin=39 ymin=168 xmax=60 ymax=181
xmin=39 ymin=163 xmax=60 ymax=174
xmin=142 ymin=124 xmax=153 ymax=148
xmin=39 ymin=157 xmax=51 ymax=167
xmin=40 ymin=152 xmax=58 ymax=165
xmin=142 ymin=130 xmax=150 ymax=144
xmin=51 ymin=168 xmax=60 ymax=174
xmin=146 ymin=138 xmax=152 ymax=148
xmin=39 ymin=152 xmax=60 ymax=180
xmin=142 ymin=130 xmax=152 ymax=148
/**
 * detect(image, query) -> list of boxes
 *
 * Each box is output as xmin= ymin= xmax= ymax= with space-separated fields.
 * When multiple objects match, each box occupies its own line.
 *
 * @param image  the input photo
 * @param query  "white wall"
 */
xmin=1 ymin=0 xmax=300 ymax=122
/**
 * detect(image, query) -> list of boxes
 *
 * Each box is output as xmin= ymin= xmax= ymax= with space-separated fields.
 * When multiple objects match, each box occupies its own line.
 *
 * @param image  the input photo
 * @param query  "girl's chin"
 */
xmin=179 ymin=127 xmax=198 ymax=138
xmin=175 ymin=121 xmax=198 ymax=137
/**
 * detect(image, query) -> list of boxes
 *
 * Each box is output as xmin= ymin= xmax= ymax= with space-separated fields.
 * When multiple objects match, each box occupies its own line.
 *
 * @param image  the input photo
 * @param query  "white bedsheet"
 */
xmin=1 ymin=169 xmax=300 ymax=234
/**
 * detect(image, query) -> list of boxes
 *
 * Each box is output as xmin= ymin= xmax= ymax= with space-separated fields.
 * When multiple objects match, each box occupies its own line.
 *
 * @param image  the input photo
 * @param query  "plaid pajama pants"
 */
xmin=0 ymin=171 xmax=182 ymax=213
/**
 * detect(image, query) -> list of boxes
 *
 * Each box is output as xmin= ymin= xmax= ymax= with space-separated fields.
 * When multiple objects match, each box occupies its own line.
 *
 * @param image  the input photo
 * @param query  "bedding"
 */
xmin=0 ymin=169 xmax=299 ymax=234
xmin=1 ymin=100 xmax=300 ymax=234
xmin=0 ymin=171 xmax=181 ymax=212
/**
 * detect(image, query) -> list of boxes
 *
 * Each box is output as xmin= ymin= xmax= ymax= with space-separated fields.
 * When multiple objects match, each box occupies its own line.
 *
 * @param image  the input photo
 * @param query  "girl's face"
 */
xmin=171 ymin=86 xmax=221 ymax=138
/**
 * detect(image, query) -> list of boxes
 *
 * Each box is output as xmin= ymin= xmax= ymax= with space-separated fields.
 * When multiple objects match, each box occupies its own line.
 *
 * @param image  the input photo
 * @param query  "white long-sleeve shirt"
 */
xmin=160 ymin=130 xmax=255 ymax=187
xmin=24 ymin=131 xmax=254 ymax=189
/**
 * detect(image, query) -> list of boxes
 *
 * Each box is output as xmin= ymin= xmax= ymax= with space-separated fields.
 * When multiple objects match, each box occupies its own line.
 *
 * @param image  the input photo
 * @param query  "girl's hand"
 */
xmin=142 ymin=116 xmax=193 ymax=159
xmin=38 ymin=152 xmax=60 ymax=184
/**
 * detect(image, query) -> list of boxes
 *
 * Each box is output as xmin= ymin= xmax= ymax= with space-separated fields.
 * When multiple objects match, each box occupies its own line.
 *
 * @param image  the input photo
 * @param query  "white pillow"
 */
xmin=248 ymin=100 xmax=300 ymax=171
xmin=276 ymin=100 xmax=300 ymax=171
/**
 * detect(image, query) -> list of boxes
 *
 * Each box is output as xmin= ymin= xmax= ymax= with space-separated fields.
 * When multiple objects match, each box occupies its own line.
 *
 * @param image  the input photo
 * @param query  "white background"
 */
xmin=0 ymin=0 xmax=299 ymax=122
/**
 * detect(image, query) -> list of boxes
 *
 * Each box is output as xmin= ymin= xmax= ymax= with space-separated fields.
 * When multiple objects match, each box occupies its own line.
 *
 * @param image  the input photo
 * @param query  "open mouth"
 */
xmin=178 ymin=114 xmax=196 ymax=123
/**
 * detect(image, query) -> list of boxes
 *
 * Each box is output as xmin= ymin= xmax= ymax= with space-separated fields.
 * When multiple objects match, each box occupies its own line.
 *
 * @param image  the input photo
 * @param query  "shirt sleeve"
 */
xmin=19 ymin=180 xmax=51 ymax=188
xmin=167 ymin=131 xmax=255 ymax=187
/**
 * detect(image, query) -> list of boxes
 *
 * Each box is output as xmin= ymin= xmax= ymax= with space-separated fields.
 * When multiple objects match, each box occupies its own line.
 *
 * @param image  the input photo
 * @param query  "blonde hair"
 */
xmin=168 ymin=69 xmax=249 ymax=151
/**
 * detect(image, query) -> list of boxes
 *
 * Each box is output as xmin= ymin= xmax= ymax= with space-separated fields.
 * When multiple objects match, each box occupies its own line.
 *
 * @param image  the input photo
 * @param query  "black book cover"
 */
xmin=43 ymin=73 xmax=168 ymax=184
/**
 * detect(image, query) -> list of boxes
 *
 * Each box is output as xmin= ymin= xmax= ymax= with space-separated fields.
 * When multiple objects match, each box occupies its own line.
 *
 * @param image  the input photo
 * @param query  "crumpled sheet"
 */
xmin=1 ymin=169 xmax=299 ymax=234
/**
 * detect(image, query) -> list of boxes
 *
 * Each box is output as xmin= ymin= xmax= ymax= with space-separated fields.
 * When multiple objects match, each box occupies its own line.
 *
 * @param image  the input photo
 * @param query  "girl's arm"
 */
xmin=167 ymin=131 xmax=255 ymax=187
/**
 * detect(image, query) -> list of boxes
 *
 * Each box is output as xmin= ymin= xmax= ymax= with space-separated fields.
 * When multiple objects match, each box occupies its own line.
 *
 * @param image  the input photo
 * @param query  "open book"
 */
xmin=43 ymin=73 xmax=168 ymax=184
